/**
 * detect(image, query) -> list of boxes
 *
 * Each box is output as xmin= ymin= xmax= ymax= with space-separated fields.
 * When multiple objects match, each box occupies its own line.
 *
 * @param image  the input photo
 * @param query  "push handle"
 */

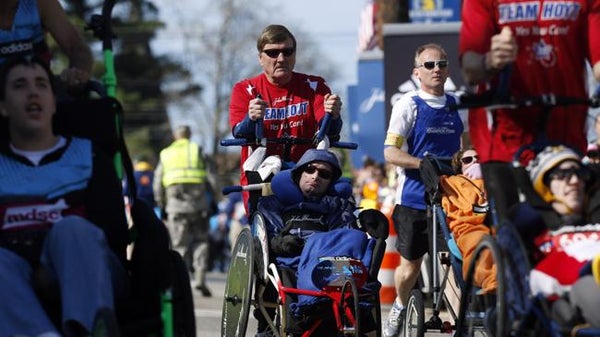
xmin=314 ymin=113 xmax=331 ymax=144
xmin=255 ymin=94 xmax=264 ymax=143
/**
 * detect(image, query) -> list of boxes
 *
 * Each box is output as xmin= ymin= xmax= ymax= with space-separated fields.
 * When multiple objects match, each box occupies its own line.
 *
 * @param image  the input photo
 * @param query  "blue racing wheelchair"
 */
xmin=220 ymin=123 xmax=389 ymax=336
xmin=221 ymin=175 xmax=389 ymax=337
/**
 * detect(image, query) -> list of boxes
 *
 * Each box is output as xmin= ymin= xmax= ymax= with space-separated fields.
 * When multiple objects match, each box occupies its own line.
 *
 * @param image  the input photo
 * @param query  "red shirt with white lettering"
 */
xmin=229 ymin=72 xmax=332 ymax=208
xmin=460 ymin=0 xmax=600 ymax=162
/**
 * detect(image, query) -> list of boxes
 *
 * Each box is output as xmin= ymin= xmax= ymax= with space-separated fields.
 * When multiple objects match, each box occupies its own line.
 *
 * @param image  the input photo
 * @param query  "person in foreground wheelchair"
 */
xmin=253 ymin=148 xmax=356 ymax=335
xmin=515 ymin=145 xmax=600 ymax=329
xmin=0 ymin=55 xmax=127 ymax=336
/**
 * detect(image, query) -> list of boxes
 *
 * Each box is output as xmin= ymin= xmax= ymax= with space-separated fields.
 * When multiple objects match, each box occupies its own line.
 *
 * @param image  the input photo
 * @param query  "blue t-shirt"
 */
xmin=0 ymin=0 xmax=49 ymax=63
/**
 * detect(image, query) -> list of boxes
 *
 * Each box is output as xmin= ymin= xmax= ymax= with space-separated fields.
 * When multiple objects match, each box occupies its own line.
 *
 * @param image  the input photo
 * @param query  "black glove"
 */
xmin=270 ymin=234 xmax=304 ymax=257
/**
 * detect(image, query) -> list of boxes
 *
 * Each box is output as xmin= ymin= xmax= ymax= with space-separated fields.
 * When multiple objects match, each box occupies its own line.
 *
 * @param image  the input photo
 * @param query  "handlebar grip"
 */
xmin=314 ymin=113 xmax=332 ymax=143
xmin=496 ymin=65 xmax=512 ymax=98
xmin=331 ymin=141 xmax=358 ymax=150
xmin=256 ymin=120 xmax=263 ymax=141
xmin=222 ymin=183 xmax=269 ymax=195
xmin=255 ymin=93 xmax=264 ymax=140
xmin=220 ymin=138 xmax=250 ymax=146
xmin=222 ymin=185 xmax=242 ymax=195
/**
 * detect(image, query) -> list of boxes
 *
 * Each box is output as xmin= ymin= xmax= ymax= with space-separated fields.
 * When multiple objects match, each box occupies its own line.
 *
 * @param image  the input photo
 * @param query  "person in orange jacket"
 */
xmin=439 ymin=148 xmax=496 ymax=292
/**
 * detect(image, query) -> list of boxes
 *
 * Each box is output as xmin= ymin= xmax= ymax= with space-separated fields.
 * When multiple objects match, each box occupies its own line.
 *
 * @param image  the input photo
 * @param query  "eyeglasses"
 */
xmin=460 ymin=155 xmax=479 ymax=165
xmin=418 ymin=60 xmax=449 ymax=70
xmin=304 ymin=164 xmax=333 ymax=180
xmin=262 ymin=48 xmax=295 ymax=58
xmin=548 ymin=167 xmax=589 ymax=182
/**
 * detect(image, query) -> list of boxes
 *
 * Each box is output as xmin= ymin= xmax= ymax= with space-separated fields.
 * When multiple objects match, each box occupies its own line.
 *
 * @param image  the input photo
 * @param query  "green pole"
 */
xmin=161 ymin=289 xmax=175 ymax=337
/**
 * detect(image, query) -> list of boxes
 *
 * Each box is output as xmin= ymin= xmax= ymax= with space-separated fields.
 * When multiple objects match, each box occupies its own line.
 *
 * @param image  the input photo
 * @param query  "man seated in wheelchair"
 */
xmin=438 ymin=148 xmax=496 ymax=292
xmin=0 ymin=55 xmax=128 ymax=336
xmin=513 ymin=145 xmax=600 ymax=328
xmin=256 ymin=148 xmax=382 ymax=335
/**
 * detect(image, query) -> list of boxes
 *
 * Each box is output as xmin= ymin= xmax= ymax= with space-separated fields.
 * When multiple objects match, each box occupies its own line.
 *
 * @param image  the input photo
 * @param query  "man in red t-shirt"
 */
xmin=460 ymin=0 xmax=600 ymax=163
xmin=229 ymin=24 xmax=343 ymax=212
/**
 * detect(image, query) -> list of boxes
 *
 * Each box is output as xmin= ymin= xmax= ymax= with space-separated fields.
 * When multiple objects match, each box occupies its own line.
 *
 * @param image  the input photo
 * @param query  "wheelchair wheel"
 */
xmin=456 ymin=235 xmax=505 ymax=337
xmin=251 ymin=213 xmax=269 ymax=282
xmin=495 ymin=224 xmax=532 ymax=336
xmin=221 ymin=227 xmax=255 ymax=337
xmin=372 ymin=293 xmax=383 ymax=337
xmin=404 ymin=289 xmax=424 ymax=337
xmin=170 ymin=250 xmax=196 ymax=337
xmin=340 ymin=278 xmax=361 ymax=336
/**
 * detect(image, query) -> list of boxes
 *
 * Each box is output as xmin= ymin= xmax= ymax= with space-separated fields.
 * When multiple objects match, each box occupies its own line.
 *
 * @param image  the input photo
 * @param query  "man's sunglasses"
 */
xmin=547 ymin=167 xmax=590 ymax=182
xmin=460 ymin=155 xmax=479 ymax=165
xmin=262 ymin=48 xmax=295 ymax=58
xmin=304 ymin=164 xmax=333 ymax=180
xmin=418 ymin=60 xmax=449 ymax=70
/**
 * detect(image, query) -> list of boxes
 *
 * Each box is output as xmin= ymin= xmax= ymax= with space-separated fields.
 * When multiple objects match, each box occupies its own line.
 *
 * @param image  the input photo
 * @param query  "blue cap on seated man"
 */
xmin=270 ymin=149 xmax=352 ymax=206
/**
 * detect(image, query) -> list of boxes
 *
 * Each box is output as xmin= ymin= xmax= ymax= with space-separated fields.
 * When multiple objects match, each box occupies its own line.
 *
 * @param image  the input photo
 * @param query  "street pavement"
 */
xmin=193 ymin=271 xmax=453 ymax=337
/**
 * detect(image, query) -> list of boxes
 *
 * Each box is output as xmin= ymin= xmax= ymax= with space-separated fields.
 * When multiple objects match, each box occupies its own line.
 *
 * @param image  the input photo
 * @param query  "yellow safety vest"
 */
xmin=160 ymin=139 xmax=206 ymax=187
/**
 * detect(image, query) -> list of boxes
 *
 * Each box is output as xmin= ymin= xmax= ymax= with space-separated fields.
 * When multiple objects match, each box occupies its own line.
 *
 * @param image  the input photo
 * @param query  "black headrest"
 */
xmin=420 ymin=155 xmax=454 ymax=198
xmin=358 ymin=209 xmax=389 ymax=240
xmin=54 ymin=97 xmax=123 ymax=153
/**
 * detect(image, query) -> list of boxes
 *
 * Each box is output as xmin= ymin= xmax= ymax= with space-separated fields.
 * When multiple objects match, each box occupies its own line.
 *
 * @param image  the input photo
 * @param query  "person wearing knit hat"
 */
xmin=526 ymin=145 xmax=587 ymax=214
xmin=524 ymin=145 xmax=600 ymax=328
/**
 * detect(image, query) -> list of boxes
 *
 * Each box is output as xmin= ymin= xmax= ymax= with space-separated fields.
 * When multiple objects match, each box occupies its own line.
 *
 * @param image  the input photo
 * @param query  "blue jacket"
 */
xmin=291 ymin=228 xmax=374 ymax=315
xmin=257 ymin=149 xmax=356 ymax=268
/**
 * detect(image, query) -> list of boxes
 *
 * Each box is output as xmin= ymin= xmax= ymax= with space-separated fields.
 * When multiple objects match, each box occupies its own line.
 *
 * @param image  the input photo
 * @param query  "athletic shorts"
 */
xmin=392 ymin=204 xmax=447 ymax=260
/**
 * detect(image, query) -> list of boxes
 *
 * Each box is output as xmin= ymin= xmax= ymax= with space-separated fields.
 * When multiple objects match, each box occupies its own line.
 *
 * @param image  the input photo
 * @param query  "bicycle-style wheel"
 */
xmin=221 ymin=228 xmax=255 ymax=337
xmin=456 ymin=235 xmax=505 ymax=337
xmin=404 ymin=289 xmax=424 ymax=337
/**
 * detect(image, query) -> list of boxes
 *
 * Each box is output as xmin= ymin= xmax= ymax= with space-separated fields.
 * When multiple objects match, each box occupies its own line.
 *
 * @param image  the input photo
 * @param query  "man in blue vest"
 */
xmin=383 ymin=43 xmax=468 ymax=337
xmin=153 ymin=125 xmax=212 ymax=296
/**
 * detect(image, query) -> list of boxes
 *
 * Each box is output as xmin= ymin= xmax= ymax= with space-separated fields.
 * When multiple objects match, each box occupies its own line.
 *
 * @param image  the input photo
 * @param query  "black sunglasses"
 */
xmin=262 ymin=48 xmax=295 ymax=58
xmin=460 ymin=155 xmax=479 ymax=165
xmin=304 ymin=164 xmax=333 ymax=180
xmin=418 ymin=60 xmax=449 ymax=70
xmin=548 ymin=167 xmax=589 ymax=182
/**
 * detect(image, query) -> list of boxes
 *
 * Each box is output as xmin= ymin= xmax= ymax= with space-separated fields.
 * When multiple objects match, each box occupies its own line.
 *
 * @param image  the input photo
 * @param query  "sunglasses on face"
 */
xmin=262 ymin=47 xmax=295 ymax=58
xmin=461 ymin=155 xmax=479 ymax=165
xmin=418 ymin=60 xmax=449 ymax=70
xmin=304 ymin=164 xmax=333 ymax=180
xmin=548 ymin=167 xmax=589 ymax=182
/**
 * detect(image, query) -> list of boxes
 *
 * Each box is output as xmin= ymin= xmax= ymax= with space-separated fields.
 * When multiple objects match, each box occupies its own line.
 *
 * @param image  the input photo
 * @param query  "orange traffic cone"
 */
xmin=378 ymin=211 xmax=399 ymax=304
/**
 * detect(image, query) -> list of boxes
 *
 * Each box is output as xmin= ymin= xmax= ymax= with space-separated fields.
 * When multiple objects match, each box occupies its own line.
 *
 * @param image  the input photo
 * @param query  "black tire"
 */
xmin=251 ymin=213 xmax=269 ymax=282
xmin=221 ymin=227 xmax=254 ymax=337
xmin=404 ymin=289 xmax=424 ymax=337
xmin=340 ymin=278 xmax=361 ymax=336
xmin=170 ymin=250 xmax=197 ymax=337
xmin=456 ymin=235 xmax=505 ymax=337
xmin=373 ymin=292 xmax=382 ymax=337
xmin=494 ymin=224 xmax=533 ymax=336
xmin=92 ymin=307 xmax=120 ymax=337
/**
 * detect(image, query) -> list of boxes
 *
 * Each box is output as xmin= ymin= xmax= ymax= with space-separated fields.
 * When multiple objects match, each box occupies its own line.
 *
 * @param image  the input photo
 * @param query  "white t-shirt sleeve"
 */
xmin=387 ymin=90 xmax=418 ymax=139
